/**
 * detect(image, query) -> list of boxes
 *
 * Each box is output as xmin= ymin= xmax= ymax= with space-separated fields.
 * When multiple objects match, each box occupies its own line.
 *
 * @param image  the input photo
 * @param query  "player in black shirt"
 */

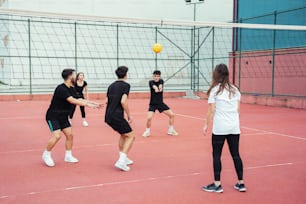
xmin=142 ymin=70 xmax=178 ymax=137
xmin=105 ymin=66 xmax=135 ymax=172
xmin=69 ymin=72 xmax=89 ymax=126
xmin=42 ymin=68 xmax=101 ymax=167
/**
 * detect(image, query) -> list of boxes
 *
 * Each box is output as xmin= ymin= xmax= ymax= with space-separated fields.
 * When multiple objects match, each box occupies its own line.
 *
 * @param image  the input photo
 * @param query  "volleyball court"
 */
xmin=0 ymin=96 xmax=305 ymax=203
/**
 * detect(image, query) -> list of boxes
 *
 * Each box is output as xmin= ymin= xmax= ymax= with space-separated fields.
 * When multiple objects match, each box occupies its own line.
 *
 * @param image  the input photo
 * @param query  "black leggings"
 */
xmin=212 ymin=134 xmax=244 ymax=181
xmin=69 ymin=105 xmax=86 ymax=119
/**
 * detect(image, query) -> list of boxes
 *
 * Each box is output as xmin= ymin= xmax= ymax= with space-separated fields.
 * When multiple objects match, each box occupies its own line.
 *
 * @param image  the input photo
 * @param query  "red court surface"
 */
xmin=1 ymin=98 xmax=306 ymax=204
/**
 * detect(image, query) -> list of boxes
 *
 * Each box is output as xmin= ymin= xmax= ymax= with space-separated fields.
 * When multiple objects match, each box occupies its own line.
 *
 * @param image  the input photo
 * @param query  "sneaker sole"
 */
xmin=234 ymin=186 xmax=247 ymax=192
xmin=126 ymin=161 xmax=134 ymax=165
xmin=64 ymin=159 xmax=79 ymax=163
xmin=42 ymin=157 xmax=55 ymax=167
xmin=167 ymin=133 xmax=178 ymax=136
xmin=115 ymin=163 xmax=130 ymax=171
xmin=202 ymin=188 xmax=223 ymax=193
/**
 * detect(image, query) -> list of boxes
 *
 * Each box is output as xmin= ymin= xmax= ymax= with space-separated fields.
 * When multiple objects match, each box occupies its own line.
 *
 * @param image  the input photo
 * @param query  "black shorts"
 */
xmin=46 ymin=118 xmax=71 ymax=132
xmin=149 ymin=103 xmax=170 ymax=113
xmin=106 ymin=116 xmax=132 ymax=135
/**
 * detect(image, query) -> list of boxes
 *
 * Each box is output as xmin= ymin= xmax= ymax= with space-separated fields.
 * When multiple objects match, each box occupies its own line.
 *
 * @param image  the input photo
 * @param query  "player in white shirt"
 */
xmin=202 ymin=64 xmax=246 ymax=193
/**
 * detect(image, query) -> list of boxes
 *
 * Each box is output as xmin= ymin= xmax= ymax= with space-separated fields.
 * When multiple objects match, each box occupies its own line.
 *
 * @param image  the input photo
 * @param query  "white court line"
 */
xmin=0 ymin=112 xmax=146 ymax=120
xmin=241 ymin=126 xmax=306 ymax=141
xmin=245 ymin=162 xmax=293 ymax=170
xmin=176 ymin=113 xmax=306 ymax=141
xmin=0 ymin=141 xmax=147 ymax=154
xmin=176 ymin=113 xmax=204 ymax=121
xmin=0 ymin=143 xmax=118 ymax=154
xmin=0 ymin=112 xmax=305 ymax=155
xmin=242 ymin=132 xmax=268 ymax=136
xmin=0 ymin=162 xmax=296 ymax=200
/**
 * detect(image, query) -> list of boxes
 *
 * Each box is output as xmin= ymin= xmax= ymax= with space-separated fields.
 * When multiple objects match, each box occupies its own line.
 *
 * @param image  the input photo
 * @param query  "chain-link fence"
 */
xmin=0 ymin=8 xmax=306 ymax=97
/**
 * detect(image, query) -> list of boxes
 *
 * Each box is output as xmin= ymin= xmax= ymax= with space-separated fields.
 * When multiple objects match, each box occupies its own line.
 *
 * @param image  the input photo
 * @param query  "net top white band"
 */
xmin=0 ymin=8 xmax=306 ymax=31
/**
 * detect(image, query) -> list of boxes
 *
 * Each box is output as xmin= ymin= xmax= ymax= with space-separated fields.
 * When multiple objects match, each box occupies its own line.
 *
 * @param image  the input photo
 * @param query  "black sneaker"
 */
xmin=234 ymin=183 xmax=247 ymax=192
xmin=202 ymin=183 xmax=223 ymax=193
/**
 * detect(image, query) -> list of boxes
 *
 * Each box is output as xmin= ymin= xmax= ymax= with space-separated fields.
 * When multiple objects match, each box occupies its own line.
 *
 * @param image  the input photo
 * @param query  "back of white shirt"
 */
xmin=208 ymin=84 xmax=241 ymax=135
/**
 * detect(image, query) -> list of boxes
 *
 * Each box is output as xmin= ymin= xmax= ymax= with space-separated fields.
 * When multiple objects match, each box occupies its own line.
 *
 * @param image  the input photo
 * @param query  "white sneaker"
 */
xmin=168 ymin=129 xmax=179 ymax=136
xmin=42 ymin=153 xmax=55 ymax=167
xmin=126 ymin=157 xmax=134 ymax=165
xmin=82 ymin=120 xmax=88 ymax=127
xmin=142 ymin=130 xmax=150 ymax=137
xmin=115 ymin=161 xmax=130 ymax=171
xmin=64 ymin=155 xmax=79 ymax=163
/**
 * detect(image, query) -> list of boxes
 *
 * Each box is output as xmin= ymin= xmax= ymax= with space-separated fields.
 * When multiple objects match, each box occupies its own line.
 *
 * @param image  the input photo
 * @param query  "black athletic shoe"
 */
xmin=202 ymin=183 xmax=223 ymax=193
xmin=234 ymin=183 xmax=247 ymax=192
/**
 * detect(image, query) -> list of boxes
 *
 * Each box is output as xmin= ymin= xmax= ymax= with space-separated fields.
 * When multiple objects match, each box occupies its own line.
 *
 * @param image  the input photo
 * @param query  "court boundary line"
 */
xmin=0 ymin=162 xmax=299 ymax=200
xmin=0 ymin=132 xmax=280 ymax=155
xmin=1 ymin=110 xmax=304 ymax=141
xmin=176 ymin=113 xmax=306 ymax=141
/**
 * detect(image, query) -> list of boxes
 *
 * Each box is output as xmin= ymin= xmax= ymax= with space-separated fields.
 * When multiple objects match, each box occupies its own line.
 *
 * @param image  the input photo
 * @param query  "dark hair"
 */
xmin=76 ymin=72 xmax=84 ymax=81
xmin=62 ymin=68 xmax=75 ymax=80
xmin=207 ymin=63 xmax=236 ymax=98
xmin=153 ymin=70 xmax=161 ymax=75
xmin=115 ymin=66 xmax=128 ymax=79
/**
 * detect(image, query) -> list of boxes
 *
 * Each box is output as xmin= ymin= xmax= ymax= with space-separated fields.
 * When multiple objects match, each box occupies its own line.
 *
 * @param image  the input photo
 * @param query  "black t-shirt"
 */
xmin=105 ymin=80 xmax=130 ymax=122
xmin=46 ymin=83 xmax=75 ymax=120
xmin=149 ymin=79 xmax=164 ymax=105
xmin=74 ymin=81 xmax=87 ymax=98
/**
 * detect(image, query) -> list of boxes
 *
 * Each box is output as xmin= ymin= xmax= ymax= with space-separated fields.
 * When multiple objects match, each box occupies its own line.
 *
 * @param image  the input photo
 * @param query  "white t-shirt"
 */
xmin=208 ymin=84 xmax=241 ymax=135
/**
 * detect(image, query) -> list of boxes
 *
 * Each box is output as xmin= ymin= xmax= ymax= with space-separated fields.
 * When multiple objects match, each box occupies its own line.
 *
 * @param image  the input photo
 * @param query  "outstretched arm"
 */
xmin=66 ymin=96 xmax=102 ymax=108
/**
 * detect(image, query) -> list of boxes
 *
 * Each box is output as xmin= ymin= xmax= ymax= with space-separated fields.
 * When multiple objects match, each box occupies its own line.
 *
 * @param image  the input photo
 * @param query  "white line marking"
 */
xmin=0 ymin=141 xmax=148 ymax=154
xmin=66 ymin=184 xmax=104 ymax=191
xmin=1 ymin=110 xmax=304 ymax=141
xmin=242 ymin=132 xmax=268 ymax=136
xmin=27 ymin=192 xmax=38 ymax=195
xmin=246 ymin=163 xmax=293 ymax=170
xmin=241 ymin=126 xmax=306 ymax=141
xmin=176 ymin=113 xmax=204 ymax=120
xmin=175 ymin=112 xmax=306 ymax=141
xmin=0 ymin=112 xmax=146 ymax=120
xmin=0 ymin=162 xmax=300 ymax=200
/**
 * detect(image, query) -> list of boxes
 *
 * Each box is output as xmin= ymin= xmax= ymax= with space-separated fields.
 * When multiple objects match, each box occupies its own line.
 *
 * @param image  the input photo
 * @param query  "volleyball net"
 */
xmin=0 ymin=9 xmax=306 ymax=97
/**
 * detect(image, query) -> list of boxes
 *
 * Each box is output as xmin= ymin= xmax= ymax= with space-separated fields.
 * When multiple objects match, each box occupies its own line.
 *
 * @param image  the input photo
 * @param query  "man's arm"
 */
xmin=121 ymin=94 xmax=132 ymax=122
xmin=158 ymin=84 xmax=163 ymax=92
xmin=152 ymin=85 xmax=160 ymax=93
xmin=66 ymin=96 xmax=101 ymax=108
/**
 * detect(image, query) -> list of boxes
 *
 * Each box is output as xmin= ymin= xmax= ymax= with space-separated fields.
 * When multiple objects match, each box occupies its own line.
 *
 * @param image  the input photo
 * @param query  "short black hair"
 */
xmin=153 ymin=70 xmax=161 ymax=75
xmin=115 ymin=66 xmax=128 ymax=79
xmin=62 ymin=68 xmax=75 ymax=80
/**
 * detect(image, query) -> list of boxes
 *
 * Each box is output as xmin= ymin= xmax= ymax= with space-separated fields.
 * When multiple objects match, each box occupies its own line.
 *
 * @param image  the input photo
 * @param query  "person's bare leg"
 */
xmin=62 ymin=127 xmax=78 ymax=163
xmin=119 ymin=135 xmax=125 ymax=152
xmin=42 ymin=130 xmax=61 ymax=167
xmin=143 ymin=112 xmax=154 ymax=137
xmin=163 ymin=109 xmax=178 ymax=135
xmin=146 ymin=111 xmax=154 ymax=128
xmin=45 ymin=130 xmax=62 ymax=151
xmin=163 ymin=109 xmax=174 ymax=126
xmin=62 ymin=127 xmax=73 ymax=150
xmin=116 ymin=131 xmax=136 ymax=171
